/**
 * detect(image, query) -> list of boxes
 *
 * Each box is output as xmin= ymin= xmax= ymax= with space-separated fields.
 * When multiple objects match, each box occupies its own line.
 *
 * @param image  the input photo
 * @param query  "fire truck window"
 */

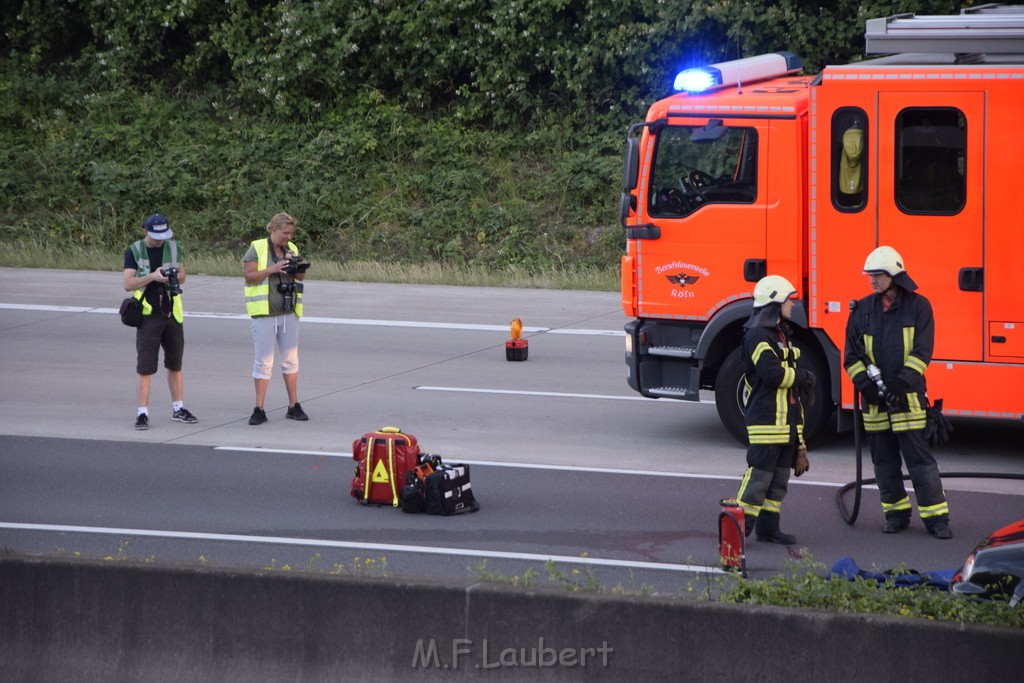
xmin=648 ymin=125 xmax=758 ymax=218
xmin=895 ymin=108 xmax=966 ymax=215
xmin=832 ymin=108 xmax=867 ymax=211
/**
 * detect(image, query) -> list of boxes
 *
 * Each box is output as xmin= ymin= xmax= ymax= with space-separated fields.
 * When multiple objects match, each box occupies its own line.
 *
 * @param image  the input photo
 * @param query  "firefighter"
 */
xmin=735 ymin=275 xmax=814 ymax=544
xmin=844 ymin=246 xmax=951 ymax=539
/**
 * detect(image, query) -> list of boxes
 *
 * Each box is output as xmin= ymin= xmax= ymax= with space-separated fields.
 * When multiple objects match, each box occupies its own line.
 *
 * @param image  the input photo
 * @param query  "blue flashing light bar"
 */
xmin=673 ymin=52 xmax=802 ymax=93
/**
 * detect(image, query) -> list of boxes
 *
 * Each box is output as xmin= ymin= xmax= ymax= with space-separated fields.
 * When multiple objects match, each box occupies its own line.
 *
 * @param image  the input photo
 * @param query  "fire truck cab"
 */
xmin=620 ymin=5 xmax=1024 ymax=444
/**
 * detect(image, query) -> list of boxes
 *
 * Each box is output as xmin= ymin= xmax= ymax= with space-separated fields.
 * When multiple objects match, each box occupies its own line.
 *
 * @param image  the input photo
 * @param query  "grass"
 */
xmin=0 ymin=239 xmax=620 ymax=292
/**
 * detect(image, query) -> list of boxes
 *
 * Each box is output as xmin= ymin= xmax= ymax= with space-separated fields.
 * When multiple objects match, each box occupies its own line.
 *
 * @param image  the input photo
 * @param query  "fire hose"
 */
xmin=836 ymin=386 xmax=1024 ymax=525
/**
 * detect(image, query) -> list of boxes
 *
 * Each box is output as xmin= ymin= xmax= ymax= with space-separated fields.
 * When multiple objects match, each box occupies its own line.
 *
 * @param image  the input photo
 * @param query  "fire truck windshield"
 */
xmin=648 ymin=125 xmax=758 ymax=218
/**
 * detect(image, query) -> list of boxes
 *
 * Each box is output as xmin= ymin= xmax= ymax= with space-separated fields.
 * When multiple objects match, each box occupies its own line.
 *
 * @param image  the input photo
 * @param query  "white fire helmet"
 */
xmin=752 ymin=275 xmax=796 ymax=309
xmin=863 ymin=246 xmax=905 ymax=276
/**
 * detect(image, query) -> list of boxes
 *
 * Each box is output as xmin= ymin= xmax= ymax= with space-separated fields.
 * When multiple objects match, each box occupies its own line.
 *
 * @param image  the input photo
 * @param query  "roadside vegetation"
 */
xmin=1 ymin=0 xmax=961 ymax=288
xmin=73 ymin=542 xmax=1024 ymax=629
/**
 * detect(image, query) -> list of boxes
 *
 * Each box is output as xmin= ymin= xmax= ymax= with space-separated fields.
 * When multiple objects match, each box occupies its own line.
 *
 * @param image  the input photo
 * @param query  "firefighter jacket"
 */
xmin=129 ymin=239 xmax=183 ymax=323
xmin=244 ymin=237 xmax=304 ymax=318
xmin=843 ymin=287 xmax=934 ymax=433
xmin=742 ymin=319 xmax=804 ymax=445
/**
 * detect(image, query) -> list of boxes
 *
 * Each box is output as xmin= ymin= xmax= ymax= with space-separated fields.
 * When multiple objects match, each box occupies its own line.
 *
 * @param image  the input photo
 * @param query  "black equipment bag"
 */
xmin=400 ymin=472 xmax=425 ymax=514
xmin=119 ymin=296 xmax=143 ymax=327
xmin=424 ymin=463 xmax=479 ymax=515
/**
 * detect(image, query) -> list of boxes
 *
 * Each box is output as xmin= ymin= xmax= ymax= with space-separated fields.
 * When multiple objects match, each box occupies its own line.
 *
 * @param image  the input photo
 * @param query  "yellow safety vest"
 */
xmin=131 ymin=239 xmax=184 ymax=323
xmin=243 ymin=238 xmax=303 ymax=318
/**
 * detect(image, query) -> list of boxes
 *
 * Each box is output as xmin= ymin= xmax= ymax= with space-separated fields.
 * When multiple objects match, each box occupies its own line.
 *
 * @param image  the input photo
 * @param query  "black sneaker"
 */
xmin=286 ymin=402 xmax=309 ymax=421
xmin=134 ymin=414 xmax=150 ymax=431
xmin=249 ymin=407 xmax=268 ymax=426
xmin=172 ymin=407 xmax=198 ymax=424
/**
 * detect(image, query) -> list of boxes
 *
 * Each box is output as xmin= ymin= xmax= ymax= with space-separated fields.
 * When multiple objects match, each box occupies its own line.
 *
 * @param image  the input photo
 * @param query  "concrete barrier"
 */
xmin=1 ymin=554 xmax=1021 ymax=681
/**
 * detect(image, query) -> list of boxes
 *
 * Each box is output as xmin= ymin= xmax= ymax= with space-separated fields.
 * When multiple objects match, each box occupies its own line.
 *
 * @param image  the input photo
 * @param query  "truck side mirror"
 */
xmin=619 ymin=192 xmax=637 ymax=226
xmin=622 ymin=137 xmax=640 ymax=191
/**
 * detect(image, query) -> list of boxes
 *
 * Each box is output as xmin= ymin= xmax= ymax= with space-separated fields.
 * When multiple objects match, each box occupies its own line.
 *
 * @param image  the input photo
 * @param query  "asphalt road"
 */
xmin=1 ymin=267 xmax=1022 ymax=591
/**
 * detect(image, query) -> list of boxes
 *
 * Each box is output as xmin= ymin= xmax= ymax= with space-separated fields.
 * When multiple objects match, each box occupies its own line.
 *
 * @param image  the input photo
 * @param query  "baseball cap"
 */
xmin=144 ymin=214 xmax=173 ymax=240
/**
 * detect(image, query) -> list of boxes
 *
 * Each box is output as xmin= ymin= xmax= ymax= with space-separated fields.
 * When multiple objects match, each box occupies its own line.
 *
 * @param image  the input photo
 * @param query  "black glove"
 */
xmin=924 ymin=398 xmax=953 ymax=448
xmin=795 ymin=369 xmax=815 ymax=389
xmin=794 ymin=369 xmax=816 ymax=407
xmin=887 ymin=377 xmax=910 ymax=412
xmin=858 ymin=381 xmax=882 ymax=405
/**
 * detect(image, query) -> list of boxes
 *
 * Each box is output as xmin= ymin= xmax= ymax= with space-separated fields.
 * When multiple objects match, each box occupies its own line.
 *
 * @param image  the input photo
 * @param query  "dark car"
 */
xmin=950 ymin=519 xmax=1024 ymax=607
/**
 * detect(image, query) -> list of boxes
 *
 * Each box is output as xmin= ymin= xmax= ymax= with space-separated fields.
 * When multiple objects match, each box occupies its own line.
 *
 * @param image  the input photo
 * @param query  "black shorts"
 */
xmin=136 ymin=315 xmax=184 ymax=375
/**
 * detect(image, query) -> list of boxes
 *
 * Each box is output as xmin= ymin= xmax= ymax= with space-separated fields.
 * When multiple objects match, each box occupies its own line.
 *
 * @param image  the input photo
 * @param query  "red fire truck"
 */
xmin=620 ymin=6 xmax=1024 ymax=443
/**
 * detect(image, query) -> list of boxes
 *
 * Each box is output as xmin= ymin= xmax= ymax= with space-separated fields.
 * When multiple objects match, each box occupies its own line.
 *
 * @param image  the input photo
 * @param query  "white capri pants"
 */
xmin=251 ymin=315 xmax=300 ymax=380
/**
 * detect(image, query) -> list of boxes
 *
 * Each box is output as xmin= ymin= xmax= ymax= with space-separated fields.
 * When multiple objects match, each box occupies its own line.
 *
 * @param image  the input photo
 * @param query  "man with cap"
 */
xmin=734 ymin=275 xmax=815 ymax=545
xmin=122 ymin=214 xmax=199 ymax=430
xmin=843 ymin=246 xmax=951 ymax=539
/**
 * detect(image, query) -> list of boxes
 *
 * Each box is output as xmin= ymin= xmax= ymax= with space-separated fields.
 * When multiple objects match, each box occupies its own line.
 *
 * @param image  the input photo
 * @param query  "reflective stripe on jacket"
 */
xmin=843 ymin=289 xmax=934 ymax=432
xmin=244 ymin=238 xmax=303 ymax=318
xmin=131 ymin=239 xmax=183 ymax=323
xmin=742 ymin=324 xmax=804 ymax=445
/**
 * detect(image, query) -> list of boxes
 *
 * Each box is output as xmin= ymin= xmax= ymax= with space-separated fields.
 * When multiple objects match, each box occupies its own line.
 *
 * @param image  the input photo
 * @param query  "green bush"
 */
xmin=0 ymin=0 xmax=965 ymax=273
xmin=719 ymin=558 xmax=1024 ymax=630
xmin=0 ymin=69 xmax=624 ymax=270
xmin=3 ymin=0 xmax=965 ymax=124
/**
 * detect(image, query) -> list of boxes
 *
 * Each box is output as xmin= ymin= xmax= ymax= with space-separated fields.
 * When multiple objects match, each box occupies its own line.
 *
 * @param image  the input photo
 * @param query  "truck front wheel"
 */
xmin=714 ymin=348 xmax=750 ymax=445
xmin=713 ymin=345 xmax=832 ymax=447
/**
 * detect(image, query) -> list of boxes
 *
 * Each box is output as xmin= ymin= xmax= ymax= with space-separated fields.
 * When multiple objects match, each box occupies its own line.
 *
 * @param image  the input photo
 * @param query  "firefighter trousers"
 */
xmin=869 ymin=429 xmax=949 ymax=528
xmin=736 ymin=442 xmax=796 ymax=519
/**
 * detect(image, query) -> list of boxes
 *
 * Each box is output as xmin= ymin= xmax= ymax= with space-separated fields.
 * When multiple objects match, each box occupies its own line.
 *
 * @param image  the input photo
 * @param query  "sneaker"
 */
xmin=172 ymin=407 xmax=198 ymax=424
xmin=134 ymin=414 xmax=150 ymax=431
xmin=929 ymin=522 xmax=953 ymax=540
xmin=249 ymin=407 xmax=268 ymax=426
xmin=286 ymin=402 xmax=309 ymax=421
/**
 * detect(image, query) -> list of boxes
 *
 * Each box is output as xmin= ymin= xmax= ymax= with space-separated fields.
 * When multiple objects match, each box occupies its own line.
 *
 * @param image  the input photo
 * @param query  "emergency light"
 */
xmin=506 ymin=317 xmax=528 ymax=361
xmin=673 ymin=52 xmax=802 ymax=93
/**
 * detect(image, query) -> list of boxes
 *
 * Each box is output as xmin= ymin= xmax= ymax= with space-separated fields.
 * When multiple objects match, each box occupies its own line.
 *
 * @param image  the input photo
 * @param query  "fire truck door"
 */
xmin=635 ymin=122 xmax=767 ymax=319
xmin=877 ymin=92 xmax=984 ymax=361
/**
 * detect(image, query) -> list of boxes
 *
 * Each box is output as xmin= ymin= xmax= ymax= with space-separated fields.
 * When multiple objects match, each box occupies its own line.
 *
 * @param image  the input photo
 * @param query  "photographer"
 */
xmin=122 ymin=213 xmax=199 ymax=430
xmin=242 ymin=212 xmax=310 ymax=425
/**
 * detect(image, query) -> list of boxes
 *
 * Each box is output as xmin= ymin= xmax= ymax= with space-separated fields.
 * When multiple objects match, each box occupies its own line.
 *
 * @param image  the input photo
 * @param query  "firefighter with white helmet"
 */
xmin=734 ymin=275 xmax=814 ymax=544
xmin=843 ymin=246 xmax=951 ymax=539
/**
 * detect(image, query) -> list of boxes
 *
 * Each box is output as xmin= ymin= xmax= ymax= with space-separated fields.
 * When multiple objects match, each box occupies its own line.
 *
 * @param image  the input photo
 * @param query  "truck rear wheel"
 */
xmin=714 ymin=345 xmax=832 ymax=447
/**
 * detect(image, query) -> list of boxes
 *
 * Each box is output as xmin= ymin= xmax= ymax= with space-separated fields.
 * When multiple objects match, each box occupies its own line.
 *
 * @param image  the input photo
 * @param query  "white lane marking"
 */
xmin=2 ymin=304 xmax=96 ymax=313
xmin=211 ymin=447 xmax=851 ymax=488
xmin=415 ymin=385 xmax=717 ymax=404
xmin=0 ymin=303 xmax=618 ymax=337
xmin=0 ymin=522 xmax=723 ymax=575
xmin=302 ymin=316 xmax=547 ymax=333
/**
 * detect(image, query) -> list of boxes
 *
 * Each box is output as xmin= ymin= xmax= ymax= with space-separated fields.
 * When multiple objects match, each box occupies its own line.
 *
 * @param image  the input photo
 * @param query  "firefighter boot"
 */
xmin=744 ymin=513 xmax=756 ymax=538
xmin=754 ymin=511 xmax=796 ymax=545
xmin=928 ymin=520 xmax=953 ymax=540
xmin=883 ymin=516 xmax=910 ymax=534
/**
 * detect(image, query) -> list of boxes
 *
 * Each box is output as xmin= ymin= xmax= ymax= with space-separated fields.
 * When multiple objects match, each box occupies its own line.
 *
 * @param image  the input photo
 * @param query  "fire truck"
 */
xmin=620 ymin=5 xmax=1024 ymax=444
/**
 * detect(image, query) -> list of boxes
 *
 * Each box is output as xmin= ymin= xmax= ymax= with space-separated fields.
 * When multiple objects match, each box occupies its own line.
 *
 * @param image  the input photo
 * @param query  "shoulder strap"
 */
xmin=130 ymin=239 xmax=146 ymax=265
xmin=165 ymin=240 xmax=179 ymax=266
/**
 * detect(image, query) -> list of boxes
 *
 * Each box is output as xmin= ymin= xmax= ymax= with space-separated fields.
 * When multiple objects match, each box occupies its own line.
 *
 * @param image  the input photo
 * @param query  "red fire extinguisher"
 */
xmin=718 ymin=498 xmax=747 ymax=577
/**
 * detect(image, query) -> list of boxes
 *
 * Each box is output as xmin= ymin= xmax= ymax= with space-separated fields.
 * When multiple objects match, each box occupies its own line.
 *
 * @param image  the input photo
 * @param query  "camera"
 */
xmin=277 ymin=281 xmax=304 ymax=312
xmin=282 ymin=255 xmax=311 ymax=276
xmin=163 ymin=266 xmax=182 ymax=297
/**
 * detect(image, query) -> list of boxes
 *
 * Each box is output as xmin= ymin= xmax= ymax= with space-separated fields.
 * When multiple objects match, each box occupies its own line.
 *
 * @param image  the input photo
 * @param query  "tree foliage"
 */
xmin=0 ymin=1 xmax=966 ymax=268
xmin=3 ymin=0 xmax=964 ymax=124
